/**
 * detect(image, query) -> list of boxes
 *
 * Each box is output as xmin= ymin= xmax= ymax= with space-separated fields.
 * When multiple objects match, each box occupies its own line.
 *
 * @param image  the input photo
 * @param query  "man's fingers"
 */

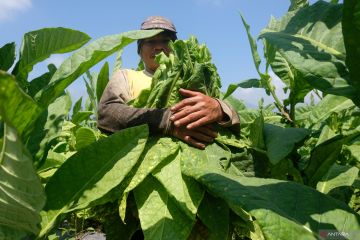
xmin=190 ymin=131 xmax=214 ymax=143
xmin=170 ymin=104 xmax=203 ymax=122
xmin=178 ymin=88 xmax=200 ymax=97
xmin=187 ymin=117 xmax=212 ymax=130
xmin=171 ymin=97 xmax=198 ymax=112
xmin=196 ymin=125 xmax=218 ymax=138
xmin=174 ymin=111 xmax=206 ymax=127
xmin=184 ymin=135 xmax=206 ymax=149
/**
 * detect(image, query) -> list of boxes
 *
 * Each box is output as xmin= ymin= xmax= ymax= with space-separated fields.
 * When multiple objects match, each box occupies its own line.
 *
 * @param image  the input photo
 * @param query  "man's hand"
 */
xmin=170 ymin=88 xmax=224 ymax=129
xmin=171 ymin=124 xmax=218 ymax=149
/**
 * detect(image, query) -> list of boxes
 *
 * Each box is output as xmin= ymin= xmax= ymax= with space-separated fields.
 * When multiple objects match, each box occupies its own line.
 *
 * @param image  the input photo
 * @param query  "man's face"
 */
xmin=139 ymin=32 xmax=172 ymax=73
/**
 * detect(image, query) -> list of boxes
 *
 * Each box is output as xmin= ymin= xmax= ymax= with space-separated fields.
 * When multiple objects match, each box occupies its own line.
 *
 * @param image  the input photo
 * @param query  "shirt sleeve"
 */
xmin=216 ymin=99 xmax=241 ymax=135
xmin=97 ymin=69 xmax=172 ymax=135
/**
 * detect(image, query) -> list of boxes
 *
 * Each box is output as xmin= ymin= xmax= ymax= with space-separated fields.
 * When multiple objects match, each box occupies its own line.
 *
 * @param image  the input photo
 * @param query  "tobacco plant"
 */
xmin=0 ymin=0 xmax=360 ymax=240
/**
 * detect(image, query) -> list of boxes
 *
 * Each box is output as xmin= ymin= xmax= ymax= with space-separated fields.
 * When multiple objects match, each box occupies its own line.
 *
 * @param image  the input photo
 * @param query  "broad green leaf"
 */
xmin=222 ymin=79 xmax=260 ymax=100
xmin=305 ymin=133 xmax=359 ymax=187
xmin=260 ymin=1 xmax=359 ymax=103
xmin=221 ymin=94 xmax=247 ymax=112
xmin=96 ymin=62 xmax=109 ymax=101
xmin=343 ymin=0 xmax=360 ymax=99
xmin=72 ymin=97 xmax=82 ymax=116
xmin=119 ymin=137 xmax=179 ymax=221
xmin=197 ymin=193 xmax=229 ymax=240
xmin=0 ymin=71 xmax=42 ymax=139
xmin=134 ymin=176 xmax=194 ymax=240
xmin=288 ymin=0 xmax=309 ymax=11
xmin=75 ymin=127 xmax=97 ymax=150
xmin=182 ymin=165 xmax=360 ymax=240
xmin=36 ymin=29 xmax=162 ymax=107
xmin=263 ymin=123 xmax=310 ymax=164
xmin=71 ymin=111 xmax=93 ymax=124
xmin=0 ymin=42 xmax=16 ymax=71
xmin=17 ymin=27 xmax=90 ymax=86
xmin=153 ymin=150 xmax=204 ymax=219
xmin=302 ymin=95 xmax=354 ymax=128
xmin=28 ymin=64 xmax=57 ymax=98
xmin=317 ymin=164 xmax=359 ymax=194
xmin=37 ymin=150 xmax=67 ymax=183
xmin=316 ymin=125 xmax=337 ymax=146
xmin=0 ymin=125 xmax=45 ymax=238
xmin=265 ymin=41 xmax=312 ymax=106
xmin=343 ymin=143 xmax=360 ymax=163
xmin=40 ymin=125 xmax=148 ymax=237
xmin=26 ymin=93 xmax=71 ymax=165
xmin=249 ymin=115 xmax=265 ymax=149
xmin=133 ymin=36 xmax=221 ymax=108
xmin=270 ymin=159 xmax=303 ymax=184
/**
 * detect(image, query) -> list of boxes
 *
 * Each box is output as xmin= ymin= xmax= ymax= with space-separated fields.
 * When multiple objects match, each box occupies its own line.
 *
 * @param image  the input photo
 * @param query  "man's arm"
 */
xmin=97 ymin=70 xmax=172 ymax=135
xmin=170 ymin=88 xmax=240 ymax=135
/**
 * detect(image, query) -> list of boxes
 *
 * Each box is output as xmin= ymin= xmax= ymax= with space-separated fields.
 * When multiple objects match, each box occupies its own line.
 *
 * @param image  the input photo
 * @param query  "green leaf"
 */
xmin=71 ymin=111 xmax=93 ymax=124
xmin=288 ymin=0 xmax=309 ymax=11
xmin=197 ymin=193 xmax=229 ymax=240
xmin=96 ymin=62 xmax=109 ymax=101
xmin=316 ymin=125 xmax=337 ymax=146
xmin=303 ymin=95 xmax=355 ymax=128
xmin=119 ymin=137 xmax=179 ymax=221
xmin=26 ymin=93 xmax=72 ymax=165
xmin=222 ymin=79 xmax=260 ymax=100
xmin=343 ymin=0 xmax=360 ymax=101
xmin=16 ymin=27 xmax=90 ymax=87
xmin=84 ymin=77 xmax=97 ymax=115
xmin=265 ymin=42 xmax=312 ymax=105
xmin=113 ymin=49 xmax=123 ymax=73
xmin=317 ymin=164 xmax=359 ymax=194
xmin=260 ymin=1 xmax=359 ymax=103
xmin=343 ymin=143 xmax=360 ymax=163
xmin=75 ymin=127 xmax=97 ymax=150
xmin=0 ymin=42 xmax=16 ymax=71
xmin=153 ymin=150 xmax=204 ymax=219
xmin=240 ymin=14 xmax=278 ymax=98
xmin=249 ymin=115 xmax=265 ymax=149
xmin=72 ymin=97 xmax=82 ymax=116
xmin=134 ymin=176 xmax=195 ymax=240
xmin=28 ymin=64 xmax=57 ymax=98
xmin=263 ymin=123 xmax=310 ymax=164
xmin=240 ymin=14 xmax=261 ymax=76
xmin=0 ymin=125 xmax=45 ymax=238
xmin=40 ymin=125 xmax=148 ymax=237
xmin=182 ymin=165 xmax=360 ymax=240
xmin=221 ymin=94 xmax=247 ymax=112
xmin=35 ymin=29 xmax=162 ymax=107
xmin=133 ymin=36 xmax=221 ymax=108
xmin=305 ymin=133 xmax=359 ymax=187
xmin=0 ymin=71 xmax=42 ymax=139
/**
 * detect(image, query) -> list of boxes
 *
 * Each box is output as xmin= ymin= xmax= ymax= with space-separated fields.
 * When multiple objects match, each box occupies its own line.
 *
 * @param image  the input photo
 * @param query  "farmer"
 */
xmin=97 ymin=16 xmax=240 ymax=149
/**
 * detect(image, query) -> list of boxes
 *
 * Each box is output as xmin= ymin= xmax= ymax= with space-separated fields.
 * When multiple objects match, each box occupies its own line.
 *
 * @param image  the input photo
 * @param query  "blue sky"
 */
xmin=0 ymin=0 xmax=319 ymax=107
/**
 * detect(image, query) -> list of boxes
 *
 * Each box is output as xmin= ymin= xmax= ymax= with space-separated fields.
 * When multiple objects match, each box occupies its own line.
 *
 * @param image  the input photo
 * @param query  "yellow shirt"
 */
xmin=126 ymin=69 xmax=152 ymax=99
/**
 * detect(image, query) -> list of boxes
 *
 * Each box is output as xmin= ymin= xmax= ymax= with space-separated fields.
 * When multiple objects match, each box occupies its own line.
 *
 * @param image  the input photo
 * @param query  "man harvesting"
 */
xmin=98 ymin=16 xmax=239 ymax=149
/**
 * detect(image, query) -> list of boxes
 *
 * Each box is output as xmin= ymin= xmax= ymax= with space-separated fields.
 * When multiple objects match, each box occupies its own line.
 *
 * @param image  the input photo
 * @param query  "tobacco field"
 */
xmin=0 ymin=0 xmax=360 ymax=239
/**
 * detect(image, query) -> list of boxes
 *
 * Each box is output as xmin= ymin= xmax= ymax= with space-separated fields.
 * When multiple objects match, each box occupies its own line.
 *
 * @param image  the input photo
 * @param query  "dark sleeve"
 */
xmin=97 ymin=70 xmax=172 ymax=135
xmin=216 ymin=99 xmax=241 ymax=135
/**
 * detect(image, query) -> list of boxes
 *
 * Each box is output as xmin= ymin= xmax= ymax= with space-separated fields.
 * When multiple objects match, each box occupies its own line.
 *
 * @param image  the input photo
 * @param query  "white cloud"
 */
xmin=0 ymin=0 xmax=32 ymax=22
